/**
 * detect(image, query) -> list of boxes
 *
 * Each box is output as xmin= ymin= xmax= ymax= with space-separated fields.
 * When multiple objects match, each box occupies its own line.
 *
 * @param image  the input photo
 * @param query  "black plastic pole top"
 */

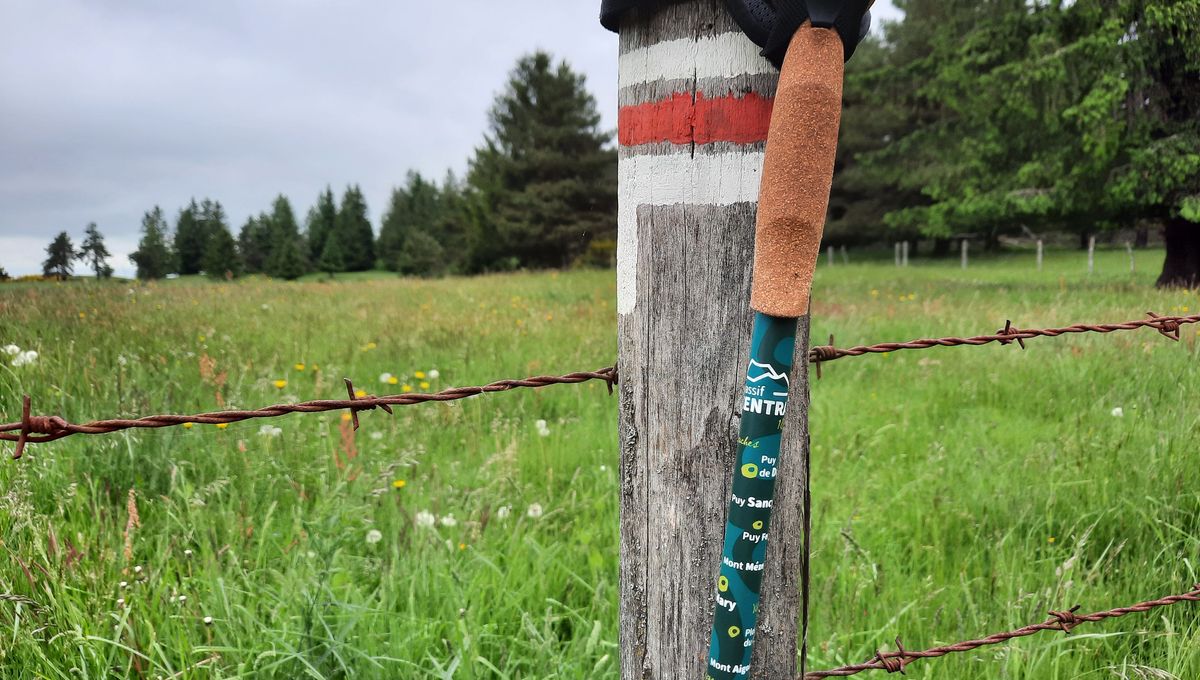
xmin=600 ymin=0 xmax=872 ymax=67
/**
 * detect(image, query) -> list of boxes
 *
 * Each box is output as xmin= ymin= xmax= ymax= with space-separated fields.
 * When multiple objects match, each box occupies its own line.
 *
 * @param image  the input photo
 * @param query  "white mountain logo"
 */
xmin=746 ymin=360 xmax=789 ymax=397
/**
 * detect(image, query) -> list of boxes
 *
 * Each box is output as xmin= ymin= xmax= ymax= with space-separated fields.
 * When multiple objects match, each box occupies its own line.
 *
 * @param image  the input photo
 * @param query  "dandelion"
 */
xmin=392 ymin=479 xmax=406 ymax=489
xmin=419 ymin=381 xmax=430 ymax=390
xmin=365 ymin=529 xmax=383 ymax=544
xmin=1111 ymin=407 xmax=1124 ymax=418
xmin=379 ymin=372 xmax=394 ymax=384
xmin=258 ymin=425 xmax=282 ymax=437
xmin=440 ymin=515 xmax=458 ymax=527
xmin=11 ymin=350 xmax=38 ymax=367
xmin=273 ymin=379 xmax=287 ymax=389
xmin=183 ymin=423 xmax=193 ymax=430
xmin=1048 ymin=536 xmax=1056 ymax=544
xmin=3 ymin=344 xmax=21 ymax=356
xmin=355 ymin=389 xmax=367 ymax=398
xmin=526 ymin=503 xmax=544 ymax=519
xmin=362 ymin=342 xmax=377 ymax=352
xmin=388 ymin=376 xmax=398 ymax=385
xmin=216 ymin=423 xmax=228 ymax=430
xmin=535 ymin=419 xmax=550 ymax=437
xmin=496 ymin=505 xmax=512 ymax=520
xmin=428 ymin=369 xmax=439 ymax=380
xmin=458 ymin=542 xmax=467 ymax=551
xmin=415 ymin=511 xmax=436 ymax=528
xmin=294 ymin=363 xmax=306 ymax=371
xmin=79 ymin=311 xmax=86 ymax=319
xmin=401 ymin=384 xmax=413 ymax=393
xmin=341 ymin=413 xmax=353 ymax=422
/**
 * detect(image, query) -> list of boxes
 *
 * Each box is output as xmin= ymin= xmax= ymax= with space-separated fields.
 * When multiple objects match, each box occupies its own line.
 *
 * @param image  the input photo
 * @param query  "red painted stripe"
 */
xmin=618 ymin=92 xmax=774 ymax=147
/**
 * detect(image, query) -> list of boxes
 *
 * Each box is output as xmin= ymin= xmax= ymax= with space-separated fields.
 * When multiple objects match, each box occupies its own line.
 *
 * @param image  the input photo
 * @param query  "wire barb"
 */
xmin=804 ymin=584 xmax=1200 ymax=679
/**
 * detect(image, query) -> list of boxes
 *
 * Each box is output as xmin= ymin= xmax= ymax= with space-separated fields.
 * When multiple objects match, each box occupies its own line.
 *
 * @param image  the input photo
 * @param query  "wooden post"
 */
xmin=961 ymin=238 xmax=969 ymax=269
xmin=617 ymin=3 xmax=811 ymax=678
xmin=1088 ymin=235 xmax=1096 ymax=274
xmin=894 ymin=242 xmax=901 ymax=267
xmin=840 ymin=245 xmax=848 ymax=265
xmin=1036 ymin=239 xmax=1043 ymax=272
xmin=901 ymin=240 xmax=909 ymax=267
xmin=1126 ymin=242 xmax=1135 ymax=273
xmin=826 ymin=245 xmax=835 ymax=267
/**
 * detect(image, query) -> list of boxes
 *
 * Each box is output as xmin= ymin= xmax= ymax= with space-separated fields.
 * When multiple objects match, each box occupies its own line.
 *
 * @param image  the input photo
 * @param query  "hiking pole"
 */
xmin=705 ymin=5 xmax=869 ymax=678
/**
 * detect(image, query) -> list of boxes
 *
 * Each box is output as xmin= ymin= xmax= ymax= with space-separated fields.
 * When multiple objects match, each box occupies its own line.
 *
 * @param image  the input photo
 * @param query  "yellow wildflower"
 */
xmin=1047 ymin=536 xmax=1056 ymax=544
xmin=216 ymin=423 xmax=228 ymax=430
xmin=355 ymin=389 xmax=366 ymax=398
xmin=198 ymin=335 xmax=205 ymax=342
xmin=419 ymin=381 xmax=430 ymax=390
xmin=78 ymin=311 xmax=86 ymax=319
xmin=387 ymin=376 xmax=398 ymax=385
xmin=273 ymin=379 xmax=287 ymax=389
xmin=392 ymin=479 xmax=406 ymax=489
xmin=294 ymin=363 xmax=305 ymax=371
xmin=183 ymin=422 xmax=193 ymax=430
xmin=414 ymin=371 xmax=426 ymax=380
xmin=341 ymin=413 xmax=353 ymax=422
xmin=458 ymin=543 xmax=467 ymax=551
xmin=401 ymin=384 xmax=413 ymax=393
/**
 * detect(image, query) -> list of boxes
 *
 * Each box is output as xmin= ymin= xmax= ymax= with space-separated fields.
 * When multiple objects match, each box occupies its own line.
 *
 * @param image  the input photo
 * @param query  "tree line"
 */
xmin=117 ymin=51 xmax=613 ymax=282
xmin=828 ymin=0 xmax=1199 ymax=286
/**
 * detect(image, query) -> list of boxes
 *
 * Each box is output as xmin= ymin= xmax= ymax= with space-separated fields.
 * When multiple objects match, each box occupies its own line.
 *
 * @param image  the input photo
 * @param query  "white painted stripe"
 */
xmin=618 ymin=32 xmax=774 ymax=89
xmin=617 ymin=151 xmax=764 ymax=314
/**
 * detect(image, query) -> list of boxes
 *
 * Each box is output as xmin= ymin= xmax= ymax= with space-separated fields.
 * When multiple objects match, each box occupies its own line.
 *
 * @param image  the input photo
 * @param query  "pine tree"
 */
xmin=335 ymin=185 xmax=376 ymax=271
xmin=237 ymin=215 xmax=273 ymax=273
xmin=465 ymin=51 xmax=616 ymax=270
xmin=306 ymin=186 xmax=338 ymax=264
xmin=173 ymin=199 xmax=207 ymax=275
xmin=265 ymin=195 xmax=309 ymax=280
xmin=378 ymin=172 xmax=442 ymax=273
xmin=0 ymin=266 xmax=9 ymax=282
xmin=317 ymin=231 xmax=346 ymax=277
xmin=435 ymin=171 xmax=470 ymax=273
xmin=42 ymin=231 xmax=77 ymax=280
xmin=78 ymin=222 xmax=114 ymax=279
xmin=204 ymin=223 xmax=241 ymax=280
xmin=130 ymin=206 xmax=175 ymax=280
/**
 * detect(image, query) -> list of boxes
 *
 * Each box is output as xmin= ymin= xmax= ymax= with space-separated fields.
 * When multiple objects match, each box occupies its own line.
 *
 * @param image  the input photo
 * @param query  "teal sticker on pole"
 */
xmin=707 ymin=311 xmax=795 ymax=680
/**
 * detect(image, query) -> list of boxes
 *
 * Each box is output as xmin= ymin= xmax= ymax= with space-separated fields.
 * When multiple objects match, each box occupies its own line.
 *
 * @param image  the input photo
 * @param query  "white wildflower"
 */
xmin=599 ymin=465 xmax=607 ymax=472
xmin=1111 ymin=407 xmax=1124 ymax=418
xmin=496 ymin=505 xmax=512 ymax=520
xmin=428 ymin=369 xmax=440 ymax=380
xmin=117 ymin=354 xmax=128 ymax=367
xmin=203 ymin=616 xmax=213 ymax=625
xmin=177 ymin=595 xmax=187 ymax=604
xmin=415 ymin=511 xmax=436 ymax=528
xmin=369 ymin=431 xmax=384 ymax=441
xmin=183 ymin=549 xmax=193 ymax=558
xmin=535 ymin=419 xmax=550 ymax=437
xmin=526 ymin=503 xmax=544 ymax=519
xmin=258 ymin=425 xmax=282 ymax=437
xmin=379 ymin=372 xmax=393 ymax=384
xmin=440 ymin=514 xmax=458 ymax=528
xmin=133 ymin=565 xmax=143 ymax=574
xmin=365 ymin=529 xmax=383 ymax=544
xmin=2 ymin=344 xmax=20 ymax=356
xmin=11 ymin=350 xmax=38 ymax=367
xmin=119 ymin=581 xmax=128 ymax=589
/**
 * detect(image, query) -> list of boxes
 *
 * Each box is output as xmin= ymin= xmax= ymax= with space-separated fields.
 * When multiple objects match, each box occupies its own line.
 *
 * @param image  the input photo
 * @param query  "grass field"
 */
xmin=1 ymin=248 xmax=1198 ymax=679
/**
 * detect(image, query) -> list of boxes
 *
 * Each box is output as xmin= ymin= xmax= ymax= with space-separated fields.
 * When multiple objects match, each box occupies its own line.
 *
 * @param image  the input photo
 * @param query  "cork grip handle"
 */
xmin=749 ymin=24 xmax=844 ymax=318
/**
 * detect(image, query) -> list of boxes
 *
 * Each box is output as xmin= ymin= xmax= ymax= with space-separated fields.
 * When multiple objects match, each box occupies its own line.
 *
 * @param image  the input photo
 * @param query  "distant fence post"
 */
xmin=840 ymin=245 xmax=849 ymax=265
xmin=1127 ymin=242 xmax=1135 ymax=273
xmin=1088 ymin=235 xmax=1096 ymax=274
xmin=826 ymin=245 xmax=835 ymax=267
xmin=1037 ymin=239 xmax=1043 ymax=272
xmin=894 ymin=242 xmax=901 ymax=267
xmin=901 ymin=240 xmax=910 ymax=267
xmin=616 ymin=3 xmax=811 ymax=677
xmin=961 ymin=238 xmax=969 ymax=269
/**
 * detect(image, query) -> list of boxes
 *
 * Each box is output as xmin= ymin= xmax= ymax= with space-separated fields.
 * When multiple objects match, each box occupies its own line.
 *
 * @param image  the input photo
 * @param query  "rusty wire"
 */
xmin=804 ymin=584 xmax=1200 ymax=678
xmin=1 ymin=368 xmax=618 ymax=459
xmin=2 ymin=310 xmax=1195 ymax=459
xmin=806 ymin=311 xmax=1197 ymax=364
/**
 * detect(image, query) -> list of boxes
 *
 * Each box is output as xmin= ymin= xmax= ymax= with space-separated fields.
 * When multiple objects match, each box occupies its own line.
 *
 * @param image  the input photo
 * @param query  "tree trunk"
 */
xmin=1135 ymin=225 xmax=1150 ymax=248
xmin=1156 ymin=216 xmax=1200 ymax=288
xmin=617 ymin=3 xmax=812 ymax=678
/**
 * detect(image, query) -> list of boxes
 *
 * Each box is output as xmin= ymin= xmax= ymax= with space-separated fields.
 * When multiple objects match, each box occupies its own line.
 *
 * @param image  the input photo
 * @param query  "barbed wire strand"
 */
xmin=2 ymin=311 xmax=1195 ymax=459
xmin=804 ymin=583 xmax=1200 ymax=678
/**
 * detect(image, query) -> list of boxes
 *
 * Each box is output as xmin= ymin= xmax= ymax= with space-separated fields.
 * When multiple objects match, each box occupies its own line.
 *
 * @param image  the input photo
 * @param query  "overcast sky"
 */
xmin=0 ymin=1 xmax=900 ymax=277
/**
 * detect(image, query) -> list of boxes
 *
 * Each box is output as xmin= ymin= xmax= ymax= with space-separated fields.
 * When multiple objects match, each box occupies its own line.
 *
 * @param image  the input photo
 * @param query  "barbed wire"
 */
xmin=2 ymin=310 xmax=1195 ymax=459
xmin=807 ymin=311 xmax=1196 ymax=364
xmin=804 ymin=583 xmax=1200 ymax=678
xmin=1 ymin=368 xmax=618 ymax=459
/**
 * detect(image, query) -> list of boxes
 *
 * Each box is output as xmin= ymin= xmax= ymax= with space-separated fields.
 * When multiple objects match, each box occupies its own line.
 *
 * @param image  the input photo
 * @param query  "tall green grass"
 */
xmin=0 ymin=248 xmax=1196 ymax=679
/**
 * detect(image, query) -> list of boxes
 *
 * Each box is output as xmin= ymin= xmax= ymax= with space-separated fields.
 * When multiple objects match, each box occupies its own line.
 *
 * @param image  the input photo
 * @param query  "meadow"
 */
xmin=1 ymin=247 xmax=1197 ymax=679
